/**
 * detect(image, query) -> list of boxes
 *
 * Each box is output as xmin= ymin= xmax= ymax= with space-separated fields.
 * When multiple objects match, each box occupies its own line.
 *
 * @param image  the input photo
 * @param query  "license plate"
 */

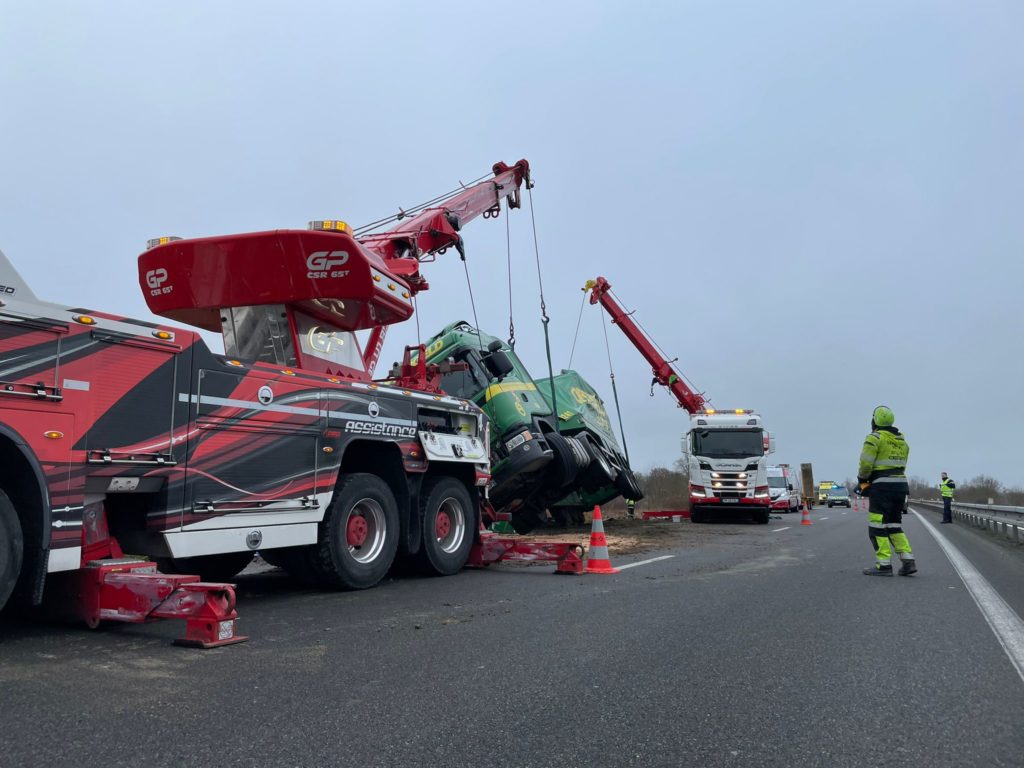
xmin=722 ymin=498 xmax=739 ymax=504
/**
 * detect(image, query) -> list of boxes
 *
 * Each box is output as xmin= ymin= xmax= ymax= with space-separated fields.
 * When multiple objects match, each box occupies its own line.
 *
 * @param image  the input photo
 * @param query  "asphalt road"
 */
xmin=2 ymin=504 xmax=1022 ymax=768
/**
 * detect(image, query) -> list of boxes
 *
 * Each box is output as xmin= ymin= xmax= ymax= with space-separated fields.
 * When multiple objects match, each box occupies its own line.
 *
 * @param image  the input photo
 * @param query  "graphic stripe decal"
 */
xmin=180 ymin=393 xmax=418 ymax=427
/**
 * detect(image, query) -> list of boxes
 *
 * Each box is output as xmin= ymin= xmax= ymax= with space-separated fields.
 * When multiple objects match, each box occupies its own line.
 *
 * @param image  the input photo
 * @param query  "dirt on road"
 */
xmin=509 ymin=517 xmax=749 ymax=557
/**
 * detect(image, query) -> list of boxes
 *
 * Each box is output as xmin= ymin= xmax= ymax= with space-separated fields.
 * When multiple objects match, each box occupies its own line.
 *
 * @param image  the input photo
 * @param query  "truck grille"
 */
xmin=709 ymin=471 xmax=749 ymax=499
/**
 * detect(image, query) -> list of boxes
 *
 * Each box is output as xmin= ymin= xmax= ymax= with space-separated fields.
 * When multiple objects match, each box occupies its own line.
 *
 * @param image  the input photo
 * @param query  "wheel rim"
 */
xmin=435 ymin=496 xmax=466 ymax=555
xmin=346 ymin=498 xmax=386 ymax=564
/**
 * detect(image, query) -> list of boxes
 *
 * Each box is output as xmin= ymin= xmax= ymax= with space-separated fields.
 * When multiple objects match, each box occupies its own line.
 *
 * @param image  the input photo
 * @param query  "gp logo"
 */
xmin=306 ymin=251 xmax=350 ymax=279
xmin=145 ymin=268 xmax=172 ymax=296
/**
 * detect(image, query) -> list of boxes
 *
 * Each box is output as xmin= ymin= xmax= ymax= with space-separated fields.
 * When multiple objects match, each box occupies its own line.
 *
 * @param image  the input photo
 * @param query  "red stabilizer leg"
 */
xmin=155 ymin=582 xmax=248 ymax=648
xmin=468 ymin=532 xmax=586 ymax=575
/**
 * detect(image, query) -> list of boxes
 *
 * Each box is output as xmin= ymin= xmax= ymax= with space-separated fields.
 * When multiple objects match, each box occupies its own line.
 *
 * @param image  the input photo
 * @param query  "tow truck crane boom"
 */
xmin=358 ymin=159 xmax=530 ymax=373
xmin=585 ymin=276 xmax=706 ymax=413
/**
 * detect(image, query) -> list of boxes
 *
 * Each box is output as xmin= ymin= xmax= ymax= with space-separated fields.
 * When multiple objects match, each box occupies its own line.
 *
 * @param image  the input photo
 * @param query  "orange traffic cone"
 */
xmin=801 ymin=501 xmax=812 ymax=526
xmin=585 ymin=506 xmax=620 ymax=574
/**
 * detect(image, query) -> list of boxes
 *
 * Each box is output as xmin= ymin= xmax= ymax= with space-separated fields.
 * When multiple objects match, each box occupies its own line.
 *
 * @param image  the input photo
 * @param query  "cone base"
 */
xmin=585 ymin=561 xmax=620 ymax=575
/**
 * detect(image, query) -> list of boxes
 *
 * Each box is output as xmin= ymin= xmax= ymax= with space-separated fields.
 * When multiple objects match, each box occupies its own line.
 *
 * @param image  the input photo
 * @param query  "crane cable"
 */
xmin=599 ymin=309 xmax=632 ymax=466
xmin=459 ymin=250 xmax=486 ymax=354
xmin=566 ymin=288 xmax=587 ymax=369
xmin=353 ymin=172 xmax=493 ymax=237
xmin=505 ymin=201 xmax=515 ymax=349
xmin=526 ymin=184 xmax=559 ymax=433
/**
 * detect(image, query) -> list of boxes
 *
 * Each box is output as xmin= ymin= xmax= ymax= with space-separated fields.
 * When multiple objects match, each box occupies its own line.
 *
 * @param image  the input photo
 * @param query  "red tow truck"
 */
xmin=0 ymin=160 xmax=581 ymax=645
xmin=585 ymin=276 xmax=775 ymax=523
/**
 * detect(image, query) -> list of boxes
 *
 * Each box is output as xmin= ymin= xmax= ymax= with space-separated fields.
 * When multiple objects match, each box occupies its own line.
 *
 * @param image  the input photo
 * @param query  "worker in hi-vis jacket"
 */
xmin=857 ymin=406 xmax=917 ymax=577
xmin=940 ymin=472 xmax=956 ymax=523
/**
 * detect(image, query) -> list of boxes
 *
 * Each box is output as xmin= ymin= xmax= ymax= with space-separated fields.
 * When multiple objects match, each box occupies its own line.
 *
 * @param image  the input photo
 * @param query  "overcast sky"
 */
xmin=1 ymin=1 xmax=1021 ymax=486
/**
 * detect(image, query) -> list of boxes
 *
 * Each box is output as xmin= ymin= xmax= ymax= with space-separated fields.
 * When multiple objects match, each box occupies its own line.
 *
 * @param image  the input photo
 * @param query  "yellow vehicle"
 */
xmin=817 ymin=481 xmax=835 ymax=505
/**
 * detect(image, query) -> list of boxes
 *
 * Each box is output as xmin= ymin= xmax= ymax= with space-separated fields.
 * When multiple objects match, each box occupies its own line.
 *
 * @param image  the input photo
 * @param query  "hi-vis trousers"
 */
xmin=868 ymin=489 xmax=913 ymax=566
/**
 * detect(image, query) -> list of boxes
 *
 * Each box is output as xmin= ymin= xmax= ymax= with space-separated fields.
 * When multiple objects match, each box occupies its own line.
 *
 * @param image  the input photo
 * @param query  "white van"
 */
xmin=767 ymin=465 xmax=800 ymax=513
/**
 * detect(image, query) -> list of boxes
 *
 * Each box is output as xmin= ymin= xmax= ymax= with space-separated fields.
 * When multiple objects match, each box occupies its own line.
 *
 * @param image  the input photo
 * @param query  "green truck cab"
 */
xmin=422 ymin=322 xmax=641 ymax=532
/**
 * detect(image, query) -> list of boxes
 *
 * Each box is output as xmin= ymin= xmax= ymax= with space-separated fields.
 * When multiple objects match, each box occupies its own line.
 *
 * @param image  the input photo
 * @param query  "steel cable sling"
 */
xmin=599 ymin=307 xmax=632 ymax=466
xmin=526 ymin=183 xmax=559 ymax=433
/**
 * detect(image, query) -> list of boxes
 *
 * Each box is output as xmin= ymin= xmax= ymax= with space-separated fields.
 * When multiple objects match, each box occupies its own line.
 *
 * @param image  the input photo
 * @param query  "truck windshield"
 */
xmin=768 ymin=476 xmax=787 ymax=488
xmin=438 ymin=351 xmax=490 ymax=401
xmin=692 ymin=429 xmax=764 ymax=458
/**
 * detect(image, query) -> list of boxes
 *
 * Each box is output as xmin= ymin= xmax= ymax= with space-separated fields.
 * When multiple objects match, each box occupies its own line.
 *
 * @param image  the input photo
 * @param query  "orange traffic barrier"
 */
xmin=801 ymin=501 xmax=812 ymax=526
xmin=584 ymin=506 xmax=620 ymax=574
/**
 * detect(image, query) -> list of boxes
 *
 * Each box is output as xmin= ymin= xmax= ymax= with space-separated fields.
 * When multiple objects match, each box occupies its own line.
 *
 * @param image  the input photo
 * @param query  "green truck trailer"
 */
xmin=420 ymin=321 xmax=642 ymax=532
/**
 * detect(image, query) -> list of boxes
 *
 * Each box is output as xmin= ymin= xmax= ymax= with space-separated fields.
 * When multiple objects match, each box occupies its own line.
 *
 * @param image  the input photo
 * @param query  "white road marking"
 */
xmin=820 ymin=517 xmax=829 ymax=520
xmin=771 ymin=527 xmax=791 ymax=532
xmin=912 ymin=507 xmax=1024 ymax=684
xmin=617 ymin=555 xmax=675 ymax=571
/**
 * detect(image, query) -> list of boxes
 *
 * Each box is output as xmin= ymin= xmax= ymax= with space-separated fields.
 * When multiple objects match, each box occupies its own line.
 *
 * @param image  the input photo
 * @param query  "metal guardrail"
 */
xmin=911 ymin=499 xmax=1024 ymax=544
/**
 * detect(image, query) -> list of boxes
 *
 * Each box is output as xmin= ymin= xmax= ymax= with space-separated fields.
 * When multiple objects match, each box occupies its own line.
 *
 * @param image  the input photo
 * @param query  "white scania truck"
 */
xmin=684 ymin=409 xmax=774 ymax=524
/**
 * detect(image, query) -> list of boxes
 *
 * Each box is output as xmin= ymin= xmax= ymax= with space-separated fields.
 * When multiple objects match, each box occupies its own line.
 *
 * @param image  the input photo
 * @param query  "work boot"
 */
xmin=898 ymin=559 xmax=917 ymax=577
xmin=863 ymin=564 xmax=894 ymax=576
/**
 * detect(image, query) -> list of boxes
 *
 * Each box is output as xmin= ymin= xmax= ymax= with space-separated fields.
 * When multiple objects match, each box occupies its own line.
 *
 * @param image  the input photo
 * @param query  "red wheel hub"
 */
xmin=347 ymin=515 xmax=368 ymax=547
xmin=435 ymin=511 xmax=451 ymax=540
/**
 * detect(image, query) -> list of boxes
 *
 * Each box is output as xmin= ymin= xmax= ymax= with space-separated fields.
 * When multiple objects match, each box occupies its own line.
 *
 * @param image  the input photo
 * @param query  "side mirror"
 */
xmin=482 ymin=349 xmax=514 ymax=380
xmin=787 ymin=484 xmax=794 ymax=491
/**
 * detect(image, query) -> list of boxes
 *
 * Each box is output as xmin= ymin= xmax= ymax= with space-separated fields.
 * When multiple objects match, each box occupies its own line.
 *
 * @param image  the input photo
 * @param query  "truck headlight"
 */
xmin=504 ymin=430 xmax=532 ymax=452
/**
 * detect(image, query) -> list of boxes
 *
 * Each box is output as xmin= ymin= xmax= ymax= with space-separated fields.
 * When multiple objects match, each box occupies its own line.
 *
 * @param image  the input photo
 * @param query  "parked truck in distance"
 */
xmin=767 ymin=464 xmax=800 ymax=513
xmin=685 ymin=409 xmax=774 ymax=524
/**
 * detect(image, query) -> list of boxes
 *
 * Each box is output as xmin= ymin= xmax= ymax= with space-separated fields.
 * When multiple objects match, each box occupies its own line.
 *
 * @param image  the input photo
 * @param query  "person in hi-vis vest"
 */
xmin=940 ymin=472 xmax=956 ymax=524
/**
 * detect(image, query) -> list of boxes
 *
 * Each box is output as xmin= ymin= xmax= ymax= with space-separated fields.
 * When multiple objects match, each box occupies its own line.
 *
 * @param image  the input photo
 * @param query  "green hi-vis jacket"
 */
xmin=940 ymin=478 xmax=955 ymax=498
xmin=857 ymin=427 xmax=910 ymax=488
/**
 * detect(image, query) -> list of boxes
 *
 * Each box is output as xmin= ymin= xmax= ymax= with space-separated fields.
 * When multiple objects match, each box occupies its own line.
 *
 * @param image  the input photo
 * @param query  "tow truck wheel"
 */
xmin=0 ymin=490 xmax=24 ymax=612
xmin=157 ymin=551 xmax=254 ymax=583
xmin=754 ymin=510 xmax=770 ymax=525
xmin=315 ymin=473 xmax=399 ymax=590
xmin=416 ymin=477 xmax=476 ymax=576
xmin=690 ymin=508 xmax=704 ymax=524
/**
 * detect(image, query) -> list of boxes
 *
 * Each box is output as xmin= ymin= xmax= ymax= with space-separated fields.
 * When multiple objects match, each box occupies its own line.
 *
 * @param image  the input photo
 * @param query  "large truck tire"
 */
xmin=0 ymin=490 xmax=24 ymax=612
xmin=614 ymin=467 xmax=643 ymax=501
xmin=157 ymin=552 xmax=254 ymax=583
xmin=576 ymin=434 xmax=616 ymax=488
xmin=544 ymin=432 xmax=586 ymax=489
xmin=551 ymin=507 xmax=586 ymax=527
xmin=754 ymin=509 xmax=770 ymax=525
xmin=415 ymin=477 xmax=476 ymax=576
xmin=510 ymin=504 xmax=547 ymax=534
xmin=260 ymin=547 xmax=323 ymax=586
xmin=313 ymin=473 xmax=400 ymax=590
xmin=690 ymin=508 xmax=705 ymax=524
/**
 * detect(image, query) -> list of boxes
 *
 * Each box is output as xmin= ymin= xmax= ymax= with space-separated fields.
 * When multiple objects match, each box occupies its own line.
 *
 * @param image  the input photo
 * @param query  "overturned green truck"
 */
xmin=420 ymin=322 xmax=642 ymax=533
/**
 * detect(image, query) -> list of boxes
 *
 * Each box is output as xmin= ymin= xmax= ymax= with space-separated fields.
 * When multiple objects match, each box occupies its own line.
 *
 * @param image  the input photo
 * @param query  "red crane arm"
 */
xmin=358 ymin=159 xmax=530 ymax=294
xmin=585 ymin=276 xmax=706 ymax=413
xmin=359 ymin=159 xmax=529 ymax=374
